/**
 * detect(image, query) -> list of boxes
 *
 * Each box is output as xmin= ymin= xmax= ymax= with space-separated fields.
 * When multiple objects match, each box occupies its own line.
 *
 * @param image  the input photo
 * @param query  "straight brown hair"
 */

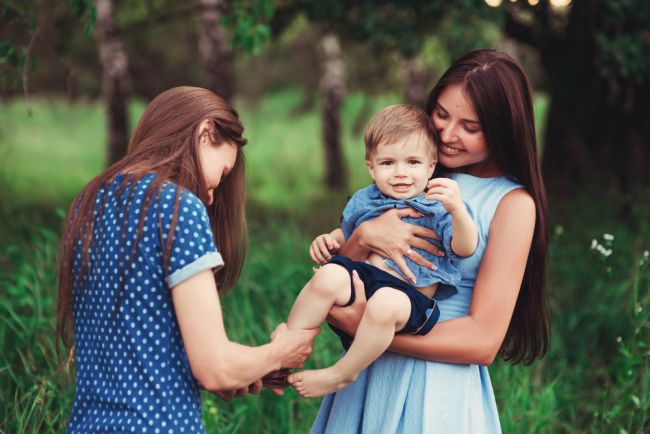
xmin=427 ymin=49 xmax=550 ymax=364
xmin=56 ymin=86 xmax=247 ymax=352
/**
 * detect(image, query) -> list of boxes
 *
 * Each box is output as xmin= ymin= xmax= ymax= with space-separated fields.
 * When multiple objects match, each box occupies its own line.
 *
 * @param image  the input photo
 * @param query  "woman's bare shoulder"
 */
xmin=489 ymin=188 xmax=536 ymax=240
xmin=495 ymin=188 xmax=535 ymax=219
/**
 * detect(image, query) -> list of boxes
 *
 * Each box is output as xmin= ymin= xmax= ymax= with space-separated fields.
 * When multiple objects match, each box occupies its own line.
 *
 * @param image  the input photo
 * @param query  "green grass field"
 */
xmin=0 ymin=90 xmax=648 ymax=433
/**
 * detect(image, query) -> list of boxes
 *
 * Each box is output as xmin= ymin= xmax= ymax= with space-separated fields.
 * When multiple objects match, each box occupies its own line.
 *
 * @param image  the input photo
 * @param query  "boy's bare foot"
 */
xmin=288 ymin=367 xmax=354 ymax=398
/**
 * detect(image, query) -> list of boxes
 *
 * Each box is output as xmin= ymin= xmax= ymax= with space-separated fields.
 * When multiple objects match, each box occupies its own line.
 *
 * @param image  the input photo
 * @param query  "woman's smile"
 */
xmin=439 ymin=143 xmax=464 ymax=156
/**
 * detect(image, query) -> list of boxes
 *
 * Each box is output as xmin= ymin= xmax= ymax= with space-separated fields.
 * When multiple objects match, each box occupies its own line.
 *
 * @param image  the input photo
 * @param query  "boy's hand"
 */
xmin=425 ymin=178 xmax=465 ymax=215
xmin=310 ymin=233 xmax=341 ymax=264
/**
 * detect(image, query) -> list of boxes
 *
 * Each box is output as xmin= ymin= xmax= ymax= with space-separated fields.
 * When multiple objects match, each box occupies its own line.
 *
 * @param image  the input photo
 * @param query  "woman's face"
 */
xmin=431 ymin=84 xmax=496 ymax=175
xmin=199 ymin=135 xmax=238 ymax=205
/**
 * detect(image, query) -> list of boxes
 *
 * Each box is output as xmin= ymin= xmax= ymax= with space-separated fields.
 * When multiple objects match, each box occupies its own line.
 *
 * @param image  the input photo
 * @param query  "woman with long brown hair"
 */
xmin=57 ymin=86 xmax=317 ymax=433
xmin=301 ymin=49 xmax=549 ymax=433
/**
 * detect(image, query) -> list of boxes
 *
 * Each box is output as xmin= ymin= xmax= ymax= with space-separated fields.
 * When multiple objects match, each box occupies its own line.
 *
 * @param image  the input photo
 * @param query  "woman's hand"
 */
xmin=269 ymin=323 xmax=319 ymax=369
xmin=261 ymin=368 xmax=291 ymax=394
xmin=326 ymin=270 xmax=367 ymax=335
xmin=214 ymin=379 xmax=263 ymax=400
xmin=346 ymin=208 xmax=443 ymax=283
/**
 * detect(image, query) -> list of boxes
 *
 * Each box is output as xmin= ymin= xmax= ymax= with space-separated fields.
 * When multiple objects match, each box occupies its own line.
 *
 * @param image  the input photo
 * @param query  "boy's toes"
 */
xmin=287 ymin=373 xmax=301 ymax=385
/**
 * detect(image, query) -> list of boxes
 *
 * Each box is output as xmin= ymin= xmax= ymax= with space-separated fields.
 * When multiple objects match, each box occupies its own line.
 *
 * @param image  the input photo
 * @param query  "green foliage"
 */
xmin=0 ymin=221 xmax=72 ymax=433
xmin=279 ymin=0 xmax=496 ymax=57
xmin=0 ymin=93 xmax=648 ymax=433
xmin=68 ymin=0 xmax=95 ymax=36
xmin=225 ymin=0 xmax=275 ymax=54
xmin=0 ymin=1 xmax=37 ymax=92
xmin=595 ymin=0 xmax=650 ymax=83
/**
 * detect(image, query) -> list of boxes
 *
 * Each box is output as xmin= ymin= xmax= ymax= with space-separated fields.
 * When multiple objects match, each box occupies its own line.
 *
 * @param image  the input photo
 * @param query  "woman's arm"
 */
xmin=172 ymin=270 xmax=318 ymax=392
xmin=330 ymin=189 xmax=536 ymax=365
xmin=339 ymin=208 xmax=444 ymax=283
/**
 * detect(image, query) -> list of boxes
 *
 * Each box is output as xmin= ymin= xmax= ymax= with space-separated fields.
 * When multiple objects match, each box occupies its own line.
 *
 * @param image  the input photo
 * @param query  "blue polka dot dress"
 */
xmin=67 ymin=174 xmax=223 ymax=434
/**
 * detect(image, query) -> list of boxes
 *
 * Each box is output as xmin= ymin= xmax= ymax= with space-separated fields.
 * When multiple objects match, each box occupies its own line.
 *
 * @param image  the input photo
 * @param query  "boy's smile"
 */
xmin=365 ymin=131 xmax=436 ymax=200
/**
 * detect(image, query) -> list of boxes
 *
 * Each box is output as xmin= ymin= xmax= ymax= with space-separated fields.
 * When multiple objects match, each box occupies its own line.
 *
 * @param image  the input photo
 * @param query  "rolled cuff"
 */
xmin=166 ymin=251 xmax=224 ymax=288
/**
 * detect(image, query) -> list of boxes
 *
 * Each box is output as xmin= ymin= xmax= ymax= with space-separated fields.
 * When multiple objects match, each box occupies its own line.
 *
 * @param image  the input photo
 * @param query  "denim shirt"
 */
xmin=342 ymin=183 xmax=469 ymax=295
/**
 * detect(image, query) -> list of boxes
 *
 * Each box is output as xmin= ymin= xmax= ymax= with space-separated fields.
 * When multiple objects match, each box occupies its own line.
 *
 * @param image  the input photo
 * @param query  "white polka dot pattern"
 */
xmin=67 ymin=174 xmax=221 ymax=433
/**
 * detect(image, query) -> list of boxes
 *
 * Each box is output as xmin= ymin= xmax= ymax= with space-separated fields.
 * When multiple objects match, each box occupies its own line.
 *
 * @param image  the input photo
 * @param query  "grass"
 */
xmin=0 ymin=89 xmax=648 ymax=433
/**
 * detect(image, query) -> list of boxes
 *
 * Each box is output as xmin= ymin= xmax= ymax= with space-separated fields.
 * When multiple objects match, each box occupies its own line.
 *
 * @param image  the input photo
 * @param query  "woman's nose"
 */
xmin=440 ymin=123 xmax=458 ymax=144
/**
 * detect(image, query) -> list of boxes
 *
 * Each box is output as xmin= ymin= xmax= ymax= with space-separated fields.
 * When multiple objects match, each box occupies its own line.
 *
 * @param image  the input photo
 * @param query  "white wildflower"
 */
xmin=644 ymin=250 xmax=649 ymax=258
xmin=590 ymin=239 xmax=598 ymax=250
xmin=616 ymin=336 xmax=622 ymax=343
xmin=635 ymin=303 xmax=643 ymax=313
xmin=603 ymin=233 xmax=614 ymax=241
xmin=555 ymin=225 xmax=564 ymax=235
xmin=595 ymin=243 xmax=613 ymax=257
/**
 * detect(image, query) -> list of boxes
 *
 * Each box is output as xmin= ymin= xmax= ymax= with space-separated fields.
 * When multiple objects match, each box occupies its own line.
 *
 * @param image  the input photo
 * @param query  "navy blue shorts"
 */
xmin=327 ymin=255 xmax=440 ymax=350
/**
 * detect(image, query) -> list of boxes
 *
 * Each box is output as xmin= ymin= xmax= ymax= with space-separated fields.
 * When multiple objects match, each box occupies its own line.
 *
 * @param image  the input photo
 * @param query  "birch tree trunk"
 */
xmin=402 ymin=54 xmax=429 ymax=110
xmin=320 ymin=33 xmax=346 ymax=190
xmin=198 ymin=0 xmax=234 ymax=101
xmin=95 ymin=0 xmax=130 ymax=166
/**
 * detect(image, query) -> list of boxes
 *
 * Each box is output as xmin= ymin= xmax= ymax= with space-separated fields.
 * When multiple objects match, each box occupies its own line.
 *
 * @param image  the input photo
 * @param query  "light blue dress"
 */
xmin=311 ymin=173 xmax=524 ymax=434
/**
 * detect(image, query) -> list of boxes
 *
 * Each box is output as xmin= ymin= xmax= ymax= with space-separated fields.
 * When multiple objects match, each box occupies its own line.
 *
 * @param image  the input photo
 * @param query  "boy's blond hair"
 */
xmin=364 ymin=104 xmax=438 ymax=161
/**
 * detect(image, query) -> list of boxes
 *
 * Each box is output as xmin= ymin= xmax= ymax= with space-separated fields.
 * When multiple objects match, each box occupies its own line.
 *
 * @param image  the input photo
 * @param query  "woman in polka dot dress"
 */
xmin=56 ymin=86 xmax=318 ymax=433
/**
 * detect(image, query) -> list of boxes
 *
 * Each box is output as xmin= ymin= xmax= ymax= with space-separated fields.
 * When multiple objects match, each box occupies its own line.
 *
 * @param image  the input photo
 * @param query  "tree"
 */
xmin=267 ymin=0 xmax=495 ymax=190
xmin=197 ymin=0 xmax=235 ymax=101
xmin=320 ymin=32 xmax=347 ymax=189
xmin=95 ymin=0 xmax=130 ymax=165
xmin=503 ymin=0 xmax=650 ymax=196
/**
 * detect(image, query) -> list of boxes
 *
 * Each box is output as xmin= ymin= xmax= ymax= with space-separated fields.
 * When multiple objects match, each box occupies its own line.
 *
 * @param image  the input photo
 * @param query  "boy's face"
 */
xmin=365 ymin=131 xmax=436 ymax=200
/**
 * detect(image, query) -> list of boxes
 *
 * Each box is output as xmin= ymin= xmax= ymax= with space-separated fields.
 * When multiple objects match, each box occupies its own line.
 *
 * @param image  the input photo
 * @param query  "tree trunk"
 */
xmin=320 ymin=33 xmax=346 ymax=190
xmin=198 ymin=0 xmax=234 ymax=102
xmin=401 ymin=54 xmax=429 ymax=110
xmin=95 ymin=0 xmax=130 ymax=166
xmin=506 ymin=1 xmax=650 ymax=198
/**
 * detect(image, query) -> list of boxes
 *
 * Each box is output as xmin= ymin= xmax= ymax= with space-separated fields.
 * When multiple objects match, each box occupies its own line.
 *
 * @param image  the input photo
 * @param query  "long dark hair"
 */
xmin=427 ymin=49 xmax=550 ymax=364
xmin=57 ymin=86 xmax=247 ymax=351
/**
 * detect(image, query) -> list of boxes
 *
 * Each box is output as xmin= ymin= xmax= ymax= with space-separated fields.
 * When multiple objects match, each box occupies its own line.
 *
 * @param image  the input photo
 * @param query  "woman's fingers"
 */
xmin=394 ymin=207 xmax=423 ymax=219
xmin=410 ymin=238 xmax=444 ymax=258
xmin=350 ymin=270 xmax=367 ymax=304
xmin=405 ymin=249 xmax=437 ymax=270
xmin=391 ymin=254 xmax=417 ymax=284
xmin=249 ymin=379 xmax=263 ymax=394
xmin=411 ymin=224 xmax=441 ymax=241
xmin=268 ymin=386 xmax=285 ymax=396
xmin=217 ymin=389 xmax=236 ymax=401
xmin=269 ymin=322 xmax=286 ymax=342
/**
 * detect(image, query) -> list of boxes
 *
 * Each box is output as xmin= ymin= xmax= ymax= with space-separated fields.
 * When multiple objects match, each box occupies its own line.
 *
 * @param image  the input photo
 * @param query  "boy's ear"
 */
xmin=427 ymin=160 xmax=437 ymax=179
xmin=365 ymin=160 xmax=375 ymax=181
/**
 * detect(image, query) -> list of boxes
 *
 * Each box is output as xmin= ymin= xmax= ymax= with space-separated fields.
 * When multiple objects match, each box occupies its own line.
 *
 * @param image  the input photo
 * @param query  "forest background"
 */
xmin=1 ymin=0 xmax=649 ymax=433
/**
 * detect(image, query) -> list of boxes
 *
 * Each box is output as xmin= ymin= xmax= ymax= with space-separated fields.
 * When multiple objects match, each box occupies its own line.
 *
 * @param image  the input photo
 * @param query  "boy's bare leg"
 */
xmin=287 ymin=264 xmax=353 ymax=330
xmin=290 ymin=287 xmax=411 ymax=397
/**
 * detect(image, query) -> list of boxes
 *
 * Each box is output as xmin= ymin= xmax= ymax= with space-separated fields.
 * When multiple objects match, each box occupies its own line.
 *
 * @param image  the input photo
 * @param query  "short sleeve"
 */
xmin=430 ymin=202 xmax=475 ymax=262
xmin=159 ymin=185 xmax=224 ymax=288
xmin=430 ymin=211 xmax=457 ymax=263
xmin=341 ymin=189 xmax=369 ymax=240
